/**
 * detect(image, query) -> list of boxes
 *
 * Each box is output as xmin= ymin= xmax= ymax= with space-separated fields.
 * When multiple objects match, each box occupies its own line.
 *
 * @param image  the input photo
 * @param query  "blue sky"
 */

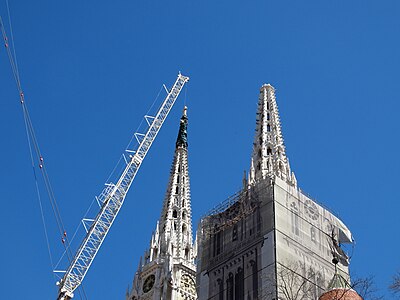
xmin=1 ymin=1 xmax=399 ymax=299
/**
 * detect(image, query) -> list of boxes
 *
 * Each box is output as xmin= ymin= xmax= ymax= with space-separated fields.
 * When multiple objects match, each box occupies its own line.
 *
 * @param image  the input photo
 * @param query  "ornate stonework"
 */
xmin=197 ymin=84 xmax=352 ymax=300
xmin=249 ymin=84 xmax=296 ymax=187
xmin=127 ymin=107 xmax=196 ymax=300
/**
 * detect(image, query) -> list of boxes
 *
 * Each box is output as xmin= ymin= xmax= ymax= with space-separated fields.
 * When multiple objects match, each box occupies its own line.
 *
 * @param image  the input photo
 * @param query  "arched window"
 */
xmin=177 ymin=175 xmax=180 ymax=183
xmin=290 ymin=202 xmax=300 ymax=236
xmin=267 ymin=124 xmax=271 ymax=132
xmin=185 ymin=248 xmax=190 ymax=260
xmin=235 ymin=268 xmax=244 ymax=300
xmin=217 ymin=279 xmax=223 ymax=300
xmin=173 ymin=210 xmax=177 ymax=218
xmin=267 ymin=113 xmax=270 ymax=120
xmin=232 ymin=224 xmax=238 ymax=241
xmin=182 ymin=211 xmax=186 ymax=220
xmin=178 ymin=164 xmax=181 ymax=172
xmin=213 ymin=227 xmax=222 ymax=256
xmin=267 ymin=102 xmax=270 ymax=110
xmin=182 ymin=224 xmax=187 ymax=234
xmin=226 ymin=273 xmax=234 ymax=300
xmin=267 ymin=147 xmax=272 ymax=155
xmin=250 ymin=260 xmax=258 ymax=298
xmin=279 ymin=162 xmax=284 ymax=173
xmin=175 ymin=186 xmax=179 ymax=194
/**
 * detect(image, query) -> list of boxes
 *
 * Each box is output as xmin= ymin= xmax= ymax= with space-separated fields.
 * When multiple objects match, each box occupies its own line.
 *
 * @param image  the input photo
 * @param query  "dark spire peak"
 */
xmin=176 ymin=106 xmax=188 ymax=148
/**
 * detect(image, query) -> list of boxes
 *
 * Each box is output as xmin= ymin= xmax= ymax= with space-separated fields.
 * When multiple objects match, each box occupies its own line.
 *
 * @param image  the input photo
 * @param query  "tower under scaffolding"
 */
xmin=196 ymin=84 xmax=353 ymax=300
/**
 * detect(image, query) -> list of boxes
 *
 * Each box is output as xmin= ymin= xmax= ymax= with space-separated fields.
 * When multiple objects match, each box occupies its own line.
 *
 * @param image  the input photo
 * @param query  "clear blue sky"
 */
xmin=1 ymin=1 xmax=399 ymax=299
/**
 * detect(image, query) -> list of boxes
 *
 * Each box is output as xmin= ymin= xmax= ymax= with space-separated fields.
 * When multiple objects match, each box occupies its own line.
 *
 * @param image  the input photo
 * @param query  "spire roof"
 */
xmin=176 ymin=106 xmax=188 ymax=149
xmin=128 ymin=106 xmax=196 ymax=299
xmin=142 ymin=106 xmax=194 ymax=262
xmin=249 ymin=83 xmax=296 ymax=186
xmin=327 ymin=273 xmax=352 ymax=290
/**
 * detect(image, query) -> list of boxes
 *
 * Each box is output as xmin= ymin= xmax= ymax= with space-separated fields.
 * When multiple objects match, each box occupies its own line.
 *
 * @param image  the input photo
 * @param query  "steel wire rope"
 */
xmin=22 ymin=101 xmax=75 ymax=262
xmin=1 ymin=12 xmax=69 ymax=248
xmin=1 ymin=11 xmax=66 ymax=291
xmin=55 ymin=82 xmax=164 ymax=300
xmin=18 ymin=52 xmax=89 ymax=300
xmin=1 ymin=16 xmax=20 ymax=89
xmin=20 ymin=80 xmax=87 ymax=299
xmin=22 ymin=94 xmax=56 ymax=276
xmin=53 ymin=194 xmax=98 ymax=270
xmin=0 ymin=11 xmax=88 ymax=300
xmin=103 ymin=84 xmax=164 ymax=185
xmin=126 ymin=84 xmax=164 ymax=151
xmin=5 ymin=0 xmax=19 ymax=79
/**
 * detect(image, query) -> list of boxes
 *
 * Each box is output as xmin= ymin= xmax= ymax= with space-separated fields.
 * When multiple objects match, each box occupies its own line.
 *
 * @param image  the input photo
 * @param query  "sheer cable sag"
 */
xmin=1 ymin=9 xmax=88 ymax=300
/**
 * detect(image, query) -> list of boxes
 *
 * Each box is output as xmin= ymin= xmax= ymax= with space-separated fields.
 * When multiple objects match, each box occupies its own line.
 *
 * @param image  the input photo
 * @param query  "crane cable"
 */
xmin=0 ymin=5 xmax=89 ymax=300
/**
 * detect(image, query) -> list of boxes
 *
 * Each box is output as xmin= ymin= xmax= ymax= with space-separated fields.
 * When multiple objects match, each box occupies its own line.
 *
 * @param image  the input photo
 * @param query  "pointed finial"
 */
xmin=250 ymin=83 xmax=296 ymax=186
xmin=242 ymin=170 xmax=247 ymax=189
xmin=176 ymin=106 xmax=188 ymax=148
xmin=249 ymin=157 xmax=255 ymax=184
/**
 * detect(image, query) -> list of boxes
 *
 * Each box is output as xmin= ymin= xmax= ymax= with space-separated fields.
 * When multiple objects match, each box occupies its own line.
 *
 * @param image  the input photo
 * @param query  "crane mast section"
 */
xmin=58 ymin=74 xmax=189 ymax=299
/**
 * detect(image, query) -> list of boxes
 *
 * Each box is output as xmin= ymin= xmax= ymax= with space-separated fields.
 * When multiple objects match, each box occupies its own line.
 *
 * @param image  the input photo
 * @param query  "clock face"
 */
xmin=142 ymin=274 xmax=155 ymax=293
xmin=304 ymin=200 xmax=319 ymax=221
xmin=181 ymin=274 xmax=196 ymax=295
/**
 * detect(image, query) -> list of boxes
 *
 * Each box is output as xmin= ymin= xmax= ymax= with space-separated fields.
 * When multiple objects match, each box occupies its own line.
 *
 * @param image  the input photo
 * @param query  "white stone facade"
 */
xmin=127 ymin=108 xmax=196 ymax=300
xmin=196 ymin=85 xmax=352 ymax=300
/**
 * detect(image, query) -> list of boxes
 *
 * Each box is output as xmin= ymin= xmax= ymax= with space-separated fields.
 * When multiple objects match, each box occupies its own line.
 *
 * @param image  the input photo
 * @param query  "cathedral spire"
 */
xmin=158 ymin=106 xmax=193 ymax=257
xmin=250 ymin=84 xmax=296 ymax=186
xmin=128 ymin=107 xmax=196 ymax=300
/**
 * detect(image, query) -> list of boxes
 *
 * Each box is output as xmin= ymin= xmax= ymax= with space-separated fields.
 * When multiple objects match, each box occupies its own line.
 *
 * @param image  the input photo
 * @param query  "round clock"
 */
xmin=304 ymin=200 xmax=319 ymax=221
xmin=143 ymin=274 xmax=155 ymax=293
xmin=181 ymin=274 xmax=196 ymax=295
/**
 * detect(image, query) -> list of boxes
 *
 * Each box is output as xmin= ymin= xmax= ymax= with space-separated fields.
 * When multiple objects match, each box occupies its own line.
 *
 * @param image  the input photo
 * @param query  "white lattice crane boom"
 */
xmin=57 ymin=73 xmax=189 ymax=300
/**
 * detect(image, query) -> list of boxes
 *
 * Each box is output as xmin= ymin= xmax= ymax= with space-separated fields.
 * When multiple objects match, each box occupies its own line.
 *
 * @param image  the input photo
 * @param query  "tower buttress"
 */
xmin=250 ymin=84 xmax=297 ymax=186
xmin=128 ymin=107 xmax=196 ymax=300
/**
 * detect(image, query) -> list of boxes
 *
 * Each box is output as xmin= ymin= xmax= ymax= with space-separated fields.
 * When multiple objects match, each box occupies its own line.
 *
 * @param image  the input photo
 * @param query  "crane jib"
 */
xmin=57 ymin=73 xmax=189 ymax=300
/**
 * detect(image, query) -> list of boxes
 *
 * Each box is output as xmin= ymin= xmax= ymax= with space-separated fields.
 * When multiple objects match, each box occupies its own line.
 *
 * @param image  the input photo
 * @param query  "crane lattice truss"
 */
xmin=58 ymin=73 xmax=189 ymax=300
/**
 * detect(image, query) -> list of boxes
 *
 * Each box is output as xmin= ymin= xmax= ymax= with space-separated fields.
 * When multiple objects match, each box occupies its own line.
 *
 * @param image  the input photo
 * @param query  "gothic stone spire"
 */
xmin=128 ymin=107 xmax=196 ymax=300
xmin=158 ymin=105 xmax=194 ymax=260
xmin=249 ymin=84 xmax=297 ymax=186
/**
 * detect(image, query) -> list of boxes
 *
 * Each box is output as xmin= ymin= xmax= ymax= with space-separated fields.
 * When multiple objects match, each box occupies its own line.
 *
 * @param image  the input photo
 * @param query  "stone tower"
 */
xmin=127 ymin=107 xmax=196 ymax=300
xmin=249 ymin=84 xmax=296 ymax=186
xmin=196 ymin=84 xmax=353 ymax=300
